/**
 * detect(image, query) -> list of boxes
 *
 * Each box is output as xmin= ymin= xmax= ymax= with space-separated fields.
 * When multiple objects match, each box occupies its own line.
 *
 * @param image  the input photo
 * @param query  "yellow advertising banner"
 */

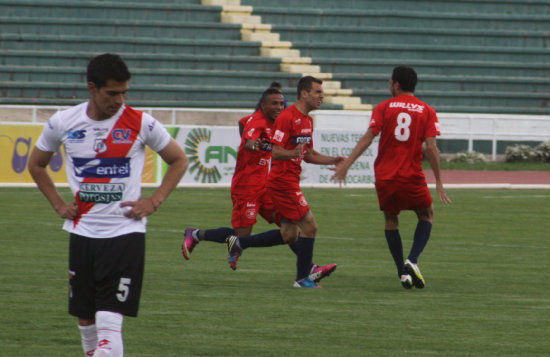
xmin=0 ymin=124 xmax=156 ymax=184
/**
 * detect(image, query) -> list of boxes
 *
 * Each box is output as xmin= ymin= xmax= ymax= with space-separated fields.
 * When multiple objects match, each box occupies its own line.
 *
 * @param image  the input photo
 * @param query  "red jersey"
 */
xmin=267 ymin=105 xmax=313 ymax=189
xmin=239 ymin=113 xmax=254 ymax=129
xmin=369 ymin=94 xmax=440 ymax=182
xmin=231 ymin=110 xmax=273 ymax=195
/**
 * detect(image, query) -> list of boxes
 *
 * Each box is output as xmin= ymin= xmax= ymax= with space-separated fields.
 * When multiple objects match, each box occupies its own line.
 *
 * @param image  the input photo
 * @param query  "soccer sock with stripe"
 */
xmin=78 ymin=323 xmax=97 ymax=357
xmin=238 ymin=229 xmax=284 ymax=249
xmin=296 ymin=237 xmax=315 ymax=280
xmin=198 ymin=227 xmax=235 ymax=243
xmin=95 ymin=311 xmax=123 ymax=357
xmin=407 ymin=220 xmax=432 ymax=264
xmin=385 ymin=229 xmax=405 ymax=277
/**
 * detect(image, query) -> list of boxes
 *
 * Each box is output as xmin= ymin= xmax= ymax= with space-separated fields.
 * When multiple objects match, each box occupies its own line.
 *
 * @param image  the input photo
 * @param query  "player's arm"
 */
xmin=271 ymin=143 xmax=304 ymax=160
xmin=121 ymin=138 xmax=189 ymax=220
xmin=27 ymin=147 xmax=79 ymax=219
xmin=303 ymin=148 xmax=344 ymax=165
xmin=244 ymin=138 xmax=263 ymax=152
xmin=424 ymin=136 xmax=452 ymax=204
xmin=331 ymin=128 xmax=376 ymax=184
xmin=238 ymin=120 xmax=245 ymax=137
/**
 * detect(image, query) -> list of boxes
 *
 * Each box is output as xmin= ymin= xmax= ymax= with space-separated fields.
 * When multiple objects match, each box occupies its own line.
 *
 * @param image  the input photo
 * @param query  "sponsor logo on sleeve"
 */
xmin=273 ymin=130 xmax=285 ymax=143
xmin=291 ymin=135 xmax=312 ymax=145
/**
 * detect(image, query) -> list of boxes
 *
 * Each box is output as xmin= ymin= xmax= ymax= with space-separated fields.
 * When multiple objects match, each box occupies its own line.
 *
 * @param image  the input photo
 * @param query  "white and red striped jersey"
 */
xmin=36 ymin=102 xmax=171 ymax=238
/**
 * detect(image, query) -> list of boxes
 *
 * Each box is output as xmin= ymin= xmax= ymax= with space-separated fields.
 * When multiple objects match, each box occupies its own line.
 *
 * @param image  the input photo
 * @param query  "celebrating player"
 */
xmin=226 ymin=76 xmax=343 ymax=288
xmin=332 ymin=66 xmax=451 ymax=289
xmin=182 ymin=88 xmax=337 ymax=284
xmin=28 ymin=53 xmax=188 ymax=356
xmin=182 ymin=88 xmax=283 ymax=248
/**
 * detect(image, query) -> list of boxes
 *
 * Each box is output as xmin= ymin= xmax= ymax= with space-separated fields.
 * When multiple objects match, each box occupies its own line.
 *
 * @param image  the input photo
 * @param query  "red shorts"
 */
xmin=375 ymin=179 xmax=432 ymax=215
xmin=266 ymin=186 xmax=310 ymax=223
xmin=231 ymin=189 xmax=279 ymax=228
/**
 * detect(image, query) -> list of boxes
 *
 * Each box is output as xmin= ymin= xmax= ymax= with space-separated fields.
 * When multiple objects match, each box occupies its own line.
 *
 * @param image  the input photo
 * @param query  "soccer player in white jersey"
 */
xmin=28 ymin=53 xmax=188 ymax=357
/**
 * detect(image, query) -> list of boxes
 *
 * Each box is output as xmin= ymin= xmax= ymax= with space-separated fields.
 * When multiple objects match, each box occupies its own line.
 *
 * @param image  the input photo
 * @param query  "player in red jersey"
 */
xmin=332 ymin=66 xmax=451 ymax=289
xmin=226 ymin=76 xmax=343 ymax=288
xmin=183 ymin=88 xmax=338 ymax=285
xmin=181 ymin=89 xmax=282 ymax=252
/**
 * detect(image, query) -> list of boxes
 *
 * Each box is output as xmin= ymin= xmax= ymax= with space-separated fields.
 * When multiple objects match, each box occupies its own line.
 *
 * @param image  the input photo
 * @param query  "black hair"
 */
xmin=260 ymin=88 xmax=283 ymax=103
xmin=87 ymin=53 xmax=131 ymax=89
xmin=270 ymin=81 xmax=282 ymax=89
xmin=391 ymin=66 xmax=417 ymax=92
xmin=297 ymin=76 xmax=322 ymax=99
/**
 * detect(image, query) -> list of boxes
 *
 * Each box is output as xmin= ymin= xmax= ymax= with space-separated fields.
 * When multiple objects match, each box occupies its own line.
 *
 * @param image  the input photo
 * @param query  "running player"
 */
xmin=28 ymin=53 xmax=188 ymax=356
xmin=331 ymin=66 xmax=451 ymax=289
xmin=226 ymin=76 xmax=343 ymax=288
xmin=182 ymin=88 xmax=337 ymax=284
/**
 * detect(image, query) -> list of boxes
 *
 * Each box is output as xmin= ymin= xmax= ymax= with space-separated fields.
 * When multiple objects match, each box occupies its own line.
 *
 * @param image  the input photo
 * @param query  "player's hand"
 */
xmin=56 ymin=201 xmax=79 ymax=220
xmin=120 ymin=197 xmax=158 ymax=220
xmin=292 ymin=144 xmax=305 ymax=158
xmin=258 ymin=138 xmax=270 ymax=151
xmin=332 ymin=156 xmax=345 ymax=165
xmin=436 ymin=182 xmax=452 ymax=204
xmin=330 ymin=161 xmax=349 ymax=187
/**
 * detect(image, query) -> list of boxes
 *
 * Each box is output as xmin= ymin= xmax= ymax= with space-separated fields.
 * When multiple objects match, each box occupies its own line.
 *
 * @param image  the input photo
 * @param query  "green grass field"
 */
xmin=1 ymin=187 xmax=549 ymax=356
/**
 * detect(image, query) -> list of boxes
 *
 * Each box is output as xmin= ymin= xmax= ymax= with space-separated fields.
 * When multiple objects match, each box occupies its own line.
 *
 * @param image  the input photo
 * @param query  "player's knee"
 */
xmin=281 ymin=230 xmax=298 ymax=244
xmin=417 ymin=206 xmax=434 ymax=222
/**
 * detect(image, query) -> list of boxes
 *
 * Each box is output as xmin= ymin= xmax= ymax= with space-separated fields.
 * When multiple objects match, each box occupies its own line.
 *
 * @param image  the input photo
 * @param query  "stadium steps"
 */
xmin=209 ymin=0 xmax=370 ymax=110
xmin=332 ymin=73 xmax=550 ymax=94
xmin=0 ymin=33 xmax=261 ymax=56
xmin=1 ymin=0 xmax=549 ymax=114
xmin=313 ymin=57 xmax=550 ymax=79
xmin=0 ymin=65 xmax=306 ymax=88
xmin=354 ymin=88 xmax=549 ymax=113
xmin=0 ymin=80 xmax=343 ymax=109
xmin=290 ymin=42 xmax=550 ymax=64
xmin=0 ymin=0 xmax=223 ymax=22
xmin=234 ymin=1 xmax=550 ymax=114
xmin=0 ymin=17 xmax=244 ymax=41
xmin=245 ymin=6 xmax=550 ymax=31
xmin=0 ymin=0 xmax=353 ymax=109
xmin=0 ymin=49 xmax=284 ymax=72
xmin=241 ymin=0 xmax=550 ymax=14
xmin=271 ymin=24 xmax=550 ymax=48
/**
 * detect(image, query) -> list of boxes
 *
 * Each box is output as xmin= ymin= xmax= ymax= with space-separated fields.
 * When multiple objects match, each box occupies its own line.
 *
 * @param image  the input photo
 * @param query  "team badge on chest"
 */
xmin=94 ymin=138 xmax=108 ymax=154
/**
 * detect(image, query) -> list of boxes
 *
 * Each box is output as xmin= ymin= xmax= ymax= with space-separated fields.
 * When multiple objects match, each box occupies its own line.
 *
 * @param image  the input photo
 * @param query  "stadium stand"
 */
xmin=241 ymin=0 xmax=550 ymax=114
xmin=0 ymin=0 xmax=549 ymax=114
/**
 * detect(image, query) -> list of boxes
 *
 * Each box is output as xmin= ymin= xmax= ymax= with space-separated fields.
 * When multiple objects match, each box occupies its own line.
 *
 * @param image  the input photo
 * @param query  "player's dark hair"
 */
xmin=260 ymin=88 xmax=283 ymax=103
xmin=270 ymin=81 xmax=282 ymax=89
xmin=87 ymin=53 xmax=131 ymax=89
xmin=392 ymin=66 xmax=417 ymax=92
xmin=297 ymin=76 xmax=322 ymax=99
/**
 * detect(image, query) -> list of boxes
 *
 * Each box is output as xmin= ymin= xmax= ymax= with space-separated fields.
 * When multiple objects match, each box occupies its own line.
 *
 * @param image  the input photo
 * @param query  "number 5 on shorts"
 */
xmin=117 ymin=277 xmax=132 ymax=302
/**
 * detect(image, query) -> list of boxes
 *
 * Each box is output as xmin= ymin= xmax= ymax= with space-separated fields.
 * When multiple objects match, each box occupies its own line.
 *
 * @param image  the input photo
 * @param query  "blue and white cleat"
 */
xmin=293 ymin=277 xmax=322 ymax=288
